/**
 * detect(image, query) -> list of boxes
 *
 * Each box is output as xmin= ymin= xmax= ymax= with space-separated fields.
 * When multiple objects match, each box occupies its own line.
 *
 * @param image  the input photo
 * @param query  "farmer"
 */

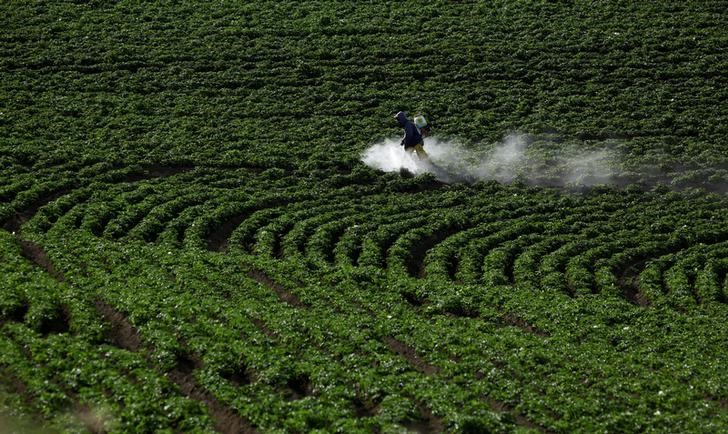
xmin=394 ymin=111 xmax=428 ymax=160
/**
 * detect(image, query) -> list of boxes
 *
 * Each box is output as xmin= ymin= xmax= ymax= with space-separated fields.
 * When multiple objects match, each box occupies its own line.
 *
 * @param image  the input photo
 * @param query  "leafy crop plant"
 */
xmin=1 ymin=1 xmax=727 ymax=432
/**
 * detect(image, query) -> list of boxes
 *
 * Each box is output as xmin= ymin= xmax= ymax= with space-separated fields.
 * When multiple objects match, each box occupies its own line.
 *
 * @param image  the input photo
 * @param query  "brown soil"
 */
xmin=618 ymin=260 xmax=651 ymax=307
xmin=220 ymin=366 xmax=251 ymax=387
xmin=501 ymin=313 xmax=549 ymax=337
xmin=284 ymin=373 xmax=313 ymax=401
xmin=167 ymin=354 xmax=258 ymax=434
xmin=705 ymin=395 xmax=728 ymax=410
xmin=206 ymin=214 xmax=247 ymax=252
xmin=0 ymin=366 xmax=33 ymax=407
xmin=249 ymin=317 xmax=277 ymax=340
xmin=247 ymin=270 xmax=309 ymax=309
xmin=402 ymin=404 xmax=445 ymax=433
xmin=401 ymin=290 xmax=428 ymax=308
xmin=352 ymin=396 xmax=379 ymax=418
xmin=93 ymin=301 xmax=256 ymax=433
xmin=18 ymin=239 xmax=66 ymax=282
xmin=117 ymin=165 xmax=194 ymax=184
xmin=482 ymin=396 xmax=548 ymax=432
xmin=93 ymin=301 xmax=142 ymax=352
xmin=383 ymin=336 xmax=439 ymax=375
xmin=444 ymin=303 xmax=479 ymax=318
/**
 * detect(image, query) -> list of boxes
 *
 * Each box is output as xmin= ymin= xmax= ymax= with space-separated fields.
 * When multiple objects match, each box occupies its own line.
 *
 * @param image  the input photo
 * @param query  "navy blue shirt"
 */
xmin=395 ymin=112 xmax=423 ymax=148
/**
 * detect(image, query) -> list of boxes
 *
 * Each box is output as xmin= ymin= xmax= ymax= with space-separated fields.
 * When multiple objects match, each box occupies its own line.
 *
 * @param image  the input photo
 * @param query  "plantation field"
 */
xmin=1 ymin=1 xmax=728 ymax=433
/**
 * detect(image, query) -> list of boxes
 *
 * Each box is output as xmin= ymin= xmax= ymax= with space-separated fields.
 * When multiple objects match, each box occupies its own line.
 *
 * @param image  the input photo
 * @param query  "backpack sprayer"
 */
xmin=413 ymin=114 xmax=431 ymax=137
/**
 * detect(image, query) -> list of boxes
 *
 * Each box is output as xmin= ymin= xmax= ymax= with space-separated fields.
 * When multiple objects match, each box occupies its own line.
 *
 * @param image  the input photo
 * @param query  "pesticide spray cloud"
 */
xmin=362 ymin=133 xmax=620 ymax=188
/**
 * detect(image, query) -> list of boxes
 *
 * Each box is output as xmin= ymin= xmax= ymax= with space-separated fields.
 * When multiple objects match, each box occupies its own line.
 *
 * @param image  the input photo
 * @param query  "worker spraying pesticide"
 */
xmin=367 ymin=114 xmax=619 ymax=186
xmin=394 ymin=111 xmax=429 ymax=160
xmin=391 ymin=110 xmax=460 ymax=182
xmin=363 ymin=111 xmax=463 ymax=182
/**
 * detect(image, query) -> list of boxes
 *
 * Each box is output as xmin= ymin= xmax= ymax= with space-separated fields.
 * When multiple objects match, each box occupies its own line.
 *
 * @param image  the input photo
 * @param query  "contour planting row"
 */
xmin=245 ymin=250 xmax=726 ymax=433
xmin=9 ymin=154 xmax=725 ymax=313
xmin=210 ymin=183 xmax=473 ymax=260
xmin=0 ymin=232 xmax=218 ymax=433
xmin=35 ymin=232 xmax=553 ymax=432
xmin=630 ymin=240 xmax=728 ymax=309
xmin=16 ymin=167 xmax=728 ymax=315
xmin=6 ymin=182 xmax=727 ymax=432
xmin=2 ymin=159 xmax=333 ymax=241
xmin=19 ymin=209 xmax=638 ymax=432
xmin=1 ymin=163 xmax=199 ymax=234
xmin=175 ymin=180 xmax=728 ymax=314
xmin=21 ymin=173 xmax=269 ymax=241
xmin=331 ymin=187 xmax=552 ymax=271
xmin=374 ymin=188 xmax=728 ymax=309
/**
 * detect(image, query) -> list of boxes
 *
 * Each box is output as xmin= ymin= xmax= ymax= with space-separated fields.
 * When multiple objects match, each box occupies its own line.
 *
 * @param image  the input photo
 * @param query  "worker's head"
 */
xmin=394 ymin=111 xmax=407 ymax=126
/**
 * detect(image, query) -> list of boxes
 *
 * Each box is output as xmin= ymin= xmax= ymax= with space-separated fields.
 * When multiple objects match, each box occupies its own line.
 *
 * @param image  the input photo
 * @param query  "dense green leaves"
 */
xmin=1 ymin=0 xmax=728 ymax=432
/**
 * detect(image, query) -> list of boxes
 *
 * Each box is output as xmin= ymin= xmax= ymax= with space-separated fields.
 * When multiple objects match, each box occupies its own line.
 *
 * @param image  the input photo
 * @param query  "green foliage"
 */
xmin=1 ymin=1 xmax=727 ymax=432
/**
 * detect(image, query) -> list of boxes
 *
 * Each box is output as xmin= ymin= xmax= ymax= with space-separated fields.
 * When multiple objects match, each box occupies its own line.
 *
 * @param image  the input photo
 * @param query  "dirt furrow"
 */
xmin=249 ymin=317 xmax=278 ymax=340
xmin=92 ymin=301 xmax=257 ymax=434
xmin=383 ymin=336 xmax=440 ymax=375
xmin=115 ymin=165 xmax=194 ymax=184
xmin=246 ymin=270 xmax=309 ymax=309
xmin=2 ymin=188 xmax=71 ymax=233
xmin=168 ymin=352 xmax=258 ymax=434
xmin=0 ymin=365 xmax=34 ymax=408
xmin=5 ymin=341 xmax=111 ymax=433
xmin=619 ymin=259 xmax=652 ymax=307
xmin=359 ymin=290 xmax=544 ymax=430
xmin=403 ymin=403 xmax=445 ymax=434
xmin=18 ymin=239 xmax=66 ymax=282
xmin=206 ymin=214 xmax=248 ymax=253
xmin=501 ymin=313 xmax=549 ymax=337
xmin=93 ymin=301 xmax=142 ymax=352
xmin=483 ymin=396 xmax=549 ymax=432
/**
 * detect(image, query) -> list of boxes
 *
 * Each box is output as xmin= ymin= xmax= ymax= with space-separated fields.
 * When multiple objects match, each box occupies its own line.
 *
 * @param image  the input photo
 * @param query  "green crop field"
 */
xmin=1 ymin=1 xmax=727 ymax=433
